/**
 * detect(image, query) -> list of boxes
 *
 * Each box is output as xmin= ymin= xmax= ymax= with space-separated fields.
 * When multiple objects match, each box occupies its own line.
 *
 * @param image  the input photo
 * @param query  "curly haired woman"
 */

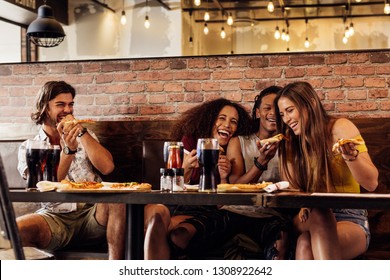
xmin=144 ymin=98 xmax=252 ymax=259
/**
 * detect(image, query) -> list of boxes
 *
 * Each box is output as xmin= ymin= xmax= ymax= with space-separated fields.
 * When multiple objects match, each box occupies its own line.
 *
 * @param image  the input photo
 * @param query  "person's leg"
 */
xmin=143 ymin=204 xmax=172 ymax=260
xmin=337 ymin=221 xmax=367 ymax=259
xmin=95 ymin=203 xmax=126 ymax=260
xmin=293 ymin=208 xmax=341 ymax=259
xmin=295 ymin=231 xmax=314 ymax=260
xmin=16 ymin=213 xmax=52 ymax=248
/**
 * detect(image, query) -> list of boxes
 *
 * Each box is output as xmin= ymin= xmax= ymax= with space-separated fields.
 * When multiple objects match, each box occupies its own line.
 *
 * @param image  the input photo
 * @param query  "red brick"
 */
xmin=149 ymin=94 xmax=166 ymax=104
xmin=327 ymin=90 xmax=344 ymax=100
xmin=131 ymin=94 xmax=147 ymax=104
xmin=327 ymin=54 xmax=347 ymax=64
xmin=306 ymin=66 xmax=332 ymax=76
xmin=151 ymin=60 xmax=169 ymax=70
xmin=380 ymin=101 xmax=390 ymax=110
xmin=376 ymin=65 xmax=390 ymax=75
xmin=140 ymin=105 xmax=175 ymax=115
xmin=239 ymin=80 xmax=255 ymax=90
xmin=184 ymin=82 xmax=201 ymax=92
xmin=188 ymin=58 xmax=206 ymax=68
xmin=368 ymin=89 xmax=389 ymax=99
xmin=348 ymin=53 xmax=369 ymax=63
xmin=173 ymin=71 xmax=210 ymax=80
xmin=285 ymin=68 xmax=305 ymax=78
xmin=132 ymin=60 xmax=150 ymax=71
xmin=96 ymin=74 xmax=114 ymax=84
xmin=347 ymin=90 xmax=367 ymax=100
xmin=212 ymin=70 xmax=243 ymax=80
xmin=224 ymin=92 xmax=242 ymax=102
xmin=185 ymin=93 xmax=203 ymax=102
xmin=12 ymin=65 xmax=29 ymax=75
xmin=65 ymin=64 xmax=82 ymax=74
xmin=207 ymin=58 xmax=228 ymax=69
xmin=322 ymin=79 xmax=342 ymax=88
xmin=146 ymin=83 xmax=164 ymax=92
xmin=111 ymin=95 xmax=130 ymax=104
xmin=164 ymin=83 xmax=183 ymax=92
xmin=290 ymin=55 xmax=325 ymax=66
xmin=221 ymin=82 xmax=239 ymax=91
xmin=245 ymin=68 xmax=282 ymax=79
xmin=248 ymin=57 xmax=269 ymax=68
xmin=370 ymin=52 xmax=390 ymax=63
xmin=228 ymin=58 xmax=249 ymax=67
xmin=82 ymin=62 xmax=101 ymax=73
xmin=77 ymin=95 xmax=95 ymax=105
xmin=343 ymin=78 xmax=364 ymax=87
xmin=365 ymin=78 xmax=387 ymax=88
xmin=170 ymin=60 xmax=187 ymax=70
xmin=269 ymin=56 xmax=289 ymax=66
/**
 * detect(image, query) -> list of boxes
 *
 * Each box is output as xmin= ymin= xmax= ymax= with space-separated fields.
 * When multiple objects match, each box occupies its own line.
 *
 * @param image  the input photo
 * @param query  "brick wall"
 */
xmin=1 ymin=50 xmax=389 ymax=129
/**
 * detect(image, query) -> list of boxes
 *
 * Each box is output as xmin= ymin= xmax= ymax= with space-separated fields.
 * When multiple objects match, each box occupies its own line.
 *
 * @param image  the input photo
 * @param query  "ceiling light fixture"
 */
xmin=144 ymin=0 xmax=150 ymax=29
xmin=26 ymin=0 xmax=65 ymax=48
xmin=304 ymin=19 xmax=310 ymax=48
xmin=274 ymin=26 xmax=280 ymax=39
xmin=120 ymin=0 xmax=127 ymax=25
xmin=267 ymin=1 xmax=275 ymax=13
xmin=227 ymin=13 xmax=234 ymax=26
xmin=385 ymin=0 xmax=390 ymax=14
xmin=203 ymin=23 xmax=209 ymax=35
xmin=220 ymin=26 xmax=226 ymax=39
xmin=204 ymin=11 xmax=210 ymax=21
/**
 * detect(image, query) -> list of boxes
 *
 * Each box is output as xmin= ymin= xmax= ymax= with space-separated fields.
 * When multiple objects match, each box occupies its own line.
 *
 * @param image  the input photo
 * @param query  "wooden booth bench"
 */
xmin=0 ymin=118 xmax=389 ymax=259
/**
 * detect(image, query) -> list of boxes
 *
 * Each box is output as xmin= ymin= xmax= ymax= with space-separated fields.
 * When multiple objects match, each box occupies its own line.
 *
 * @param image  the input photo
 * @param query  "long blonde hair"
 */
xmin=275 ymin=81 xmax=335 ymax=193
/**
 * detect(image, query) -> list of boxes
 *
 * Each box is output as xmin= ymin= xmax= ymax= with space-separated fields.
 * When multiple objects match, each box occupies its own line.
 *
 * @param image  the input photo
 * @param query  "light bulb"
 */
xmin=274 ymin=26 xmax=280 ymax=39
xmin=204 ymin=11 xmax=210 ymax=21
xmin=267 ymin=1 xmax=274 ymax=13
xmin=385 ymin=3 xmax=390 ymax=14
xmin=220 ymin=27 xmax=226 ymax=39
xmin=343 ymin=36 xmax=348 ymax=44
xmin=304 ymin=37 xmax=310 ymax=48
xmin=194 ymin=0 xmax=201 ymax=6
xmin=355 ymin=0 xmax=361 ymax=2
xmin=285 ymin=32 xmax=290 ymax=42
xmin=349 ymin=23 xmax=355 ymax=36
xmin=120 ymin=10 xmax=127 ymax=25
xmin=203 ymin=23 xmax=209 ymax=35
xmin=227 ymin=14 xmax=233 ymax=26
xmin=144 ymin=15 xmax=150 ymax=29
xmin=345 ymin=26 xmax=350 ymax=38
xmin=281 ymin=29 xmax=286 ymax=41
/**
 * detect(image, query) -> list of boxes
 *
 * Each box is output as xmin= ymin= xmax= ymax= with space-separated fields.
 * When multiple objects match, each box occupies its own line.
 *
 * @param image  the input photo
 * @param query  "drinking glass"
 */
xmin=25 ymin=140 xmax=49 ymax=191
xmin=197 ymin=138 xmax=219 ymax=192
xmin=164 ymin=141 xmax=184 ymax=168
xmin=44 ymin=145 xmax=61 ymax=182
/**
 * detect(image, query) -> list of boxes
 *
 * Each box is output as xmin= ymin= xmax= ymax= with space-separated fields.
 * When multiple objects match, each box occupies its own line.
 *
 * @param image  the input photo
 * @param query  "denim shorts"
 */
xmin=332 ymin=208 xmax=370 ymax=249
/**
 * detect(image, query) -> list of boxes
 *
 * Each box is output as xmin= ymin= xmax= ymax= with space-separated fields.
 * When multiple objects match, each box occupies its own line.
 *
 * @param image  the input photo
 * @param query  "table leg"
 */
xmin=125 ymin=204 xmax=144 ymax=260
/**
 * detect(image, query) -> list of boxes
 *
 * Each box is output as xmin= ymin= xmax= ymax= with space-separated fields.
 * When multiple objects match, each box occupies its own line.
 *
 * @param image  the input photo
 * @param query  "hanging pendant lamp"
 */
xmin=27 ymin=3 xmax=66 ymax=48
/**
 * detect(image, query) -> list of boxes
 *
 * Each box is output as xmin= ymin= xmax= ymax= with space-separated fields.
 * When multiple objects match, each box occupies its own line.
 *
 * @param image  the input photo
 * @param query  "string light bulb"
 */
xmin=304 ymin=19 xmax=310 ymax=48
xmin=203 ymin=23 xmax=209 ymax=35
xmin=220 ymin=27 xmax=226 ymax=39
xmin=385 ymin=2 xmax=390 ymax=14
xmin=267 ymin=1 xmax=275 ymax=13
xmin=120 ymin=10 xmax=127 ymax=25
xmin=194 ymin=0 xmax=201 ymax=7
xmin=144 ymin=15 xmax=150 ymax=29
xmin=227 ymin=13 xmax=234 ymax=26
xmin=204 ymin=11 xmax=210 ymax=21
xmin=144 ymin=0 xmax=150 ymax=29
xmin=120 ymin=0 xmax=127 ymax=25
xmin=349 ymin=22 xmax=355 ymax=36
xmin=274 ymin=26 xmax=280 ymax=39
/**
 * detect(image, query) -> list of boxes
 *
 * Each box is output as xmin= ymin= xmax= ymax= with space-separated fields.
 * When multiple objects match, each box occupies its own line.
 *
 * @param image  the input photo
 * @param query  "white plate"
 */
xmin=36 ymin=181 xmax=68 ymax=192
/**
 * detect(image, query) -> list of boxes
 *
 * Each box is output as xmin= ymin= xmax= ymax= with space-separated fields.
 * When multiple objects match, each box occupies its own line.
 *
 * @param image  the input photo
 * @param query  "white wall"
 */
xmin=0 ymin=21 xmax=21 ymax=63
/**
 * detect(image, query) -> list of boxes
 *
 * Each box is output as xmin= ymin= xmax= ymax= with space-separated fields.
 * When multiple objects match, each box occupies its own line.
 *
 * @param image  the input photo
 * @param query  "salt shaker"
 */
xmin=172 ymin=168 xmax=185 ymax=192
xmin=160 ymin=168 xmax=173 ymax=192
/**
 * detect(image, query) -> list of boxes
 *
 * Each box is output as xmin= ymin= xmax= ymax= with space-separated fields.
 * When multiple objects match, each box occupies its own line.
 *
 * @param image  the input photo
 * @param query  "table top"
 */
xmin=9 ymin=189 xmax=390 ymax=209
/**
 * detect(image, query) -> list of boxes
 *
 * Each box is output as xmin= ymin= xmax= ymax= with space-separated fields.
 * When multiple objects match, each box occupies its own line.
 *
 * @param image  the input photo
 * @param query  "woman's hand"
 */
xmin=183 ymin=149 xmax=198 ymax=170
xmin=256 ymin=140 xmax=278 ymax=163
xmin=218 ymin=155 xmax=231 ymax=183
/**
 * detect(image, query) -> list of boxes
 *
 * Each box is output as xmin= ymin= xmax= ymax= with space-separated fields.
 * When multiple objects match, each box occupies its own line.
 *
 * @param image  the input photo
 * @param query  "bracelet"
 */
xmin=254 ymin=157 xmax=267 ymax=171
xmin=77 ymin=127 xmax=87 ymax=138
xmin=342 ymin=149 xmax=359 ymax=162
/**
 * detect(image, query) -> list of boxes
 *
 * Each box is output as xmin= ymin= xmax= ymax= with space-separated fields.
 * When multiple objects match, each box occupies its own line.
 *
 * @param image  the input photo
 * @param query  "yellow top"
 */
xmin=329 ymin=135 xmax=367 ymax=193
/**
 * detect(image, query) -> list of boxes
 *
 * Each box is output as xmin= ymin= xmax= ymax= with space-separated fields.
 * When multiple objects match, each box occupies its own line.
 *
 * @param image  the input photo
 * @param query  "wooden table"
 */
xmin=9 ymin=189 xmax=390 ymax=259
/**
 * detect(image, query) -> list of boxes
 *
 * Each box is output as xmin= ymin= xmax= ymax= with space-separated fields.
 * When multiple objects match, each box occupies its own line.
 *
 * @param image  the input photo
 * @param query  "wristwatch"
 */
xmin=63 ymin=146 xmax=77 ymax=155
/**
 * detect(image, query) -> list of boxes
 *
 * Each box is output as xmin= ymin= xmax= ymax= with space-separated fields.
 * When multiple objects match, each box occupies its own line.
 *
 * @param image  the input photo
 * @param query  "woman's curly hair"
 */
xmin=171 ymin=98 xmax=252 ymax=141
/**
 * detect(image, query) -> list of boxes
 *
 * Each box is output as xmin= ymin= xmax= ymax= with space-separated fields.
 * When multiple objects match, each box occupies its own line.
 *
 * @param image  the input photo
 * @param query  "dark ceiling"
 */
xmin=180 ymin=0 xmax=389 ymax=24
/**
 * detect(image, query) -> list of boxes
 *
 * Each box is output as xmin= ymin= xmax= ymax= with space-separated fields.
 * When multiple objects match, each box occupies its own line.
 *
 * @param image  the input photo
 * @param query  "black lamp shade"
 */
xmin=27 ymin=4 xmax=66 ymax=48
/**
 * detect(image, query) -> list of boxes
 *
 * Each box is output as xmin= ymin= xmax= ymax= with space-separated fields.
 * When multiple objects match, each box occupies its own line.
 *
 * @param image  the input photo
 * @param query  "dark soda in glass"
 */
xmin=44 ymin=145 xmax=61 ymax=182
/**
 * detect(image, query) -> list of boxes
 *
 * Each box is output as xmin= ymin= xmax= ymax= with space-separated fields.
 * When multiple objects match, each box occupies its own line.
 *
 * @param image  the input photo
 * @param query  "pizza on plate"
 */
xmin=217 ymin=181 xmax=273 ymax=193
xmin=108 ymin=182 xmax=152 ymax=190
xmin=60 ymin=180 xmax=103 ymax=189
